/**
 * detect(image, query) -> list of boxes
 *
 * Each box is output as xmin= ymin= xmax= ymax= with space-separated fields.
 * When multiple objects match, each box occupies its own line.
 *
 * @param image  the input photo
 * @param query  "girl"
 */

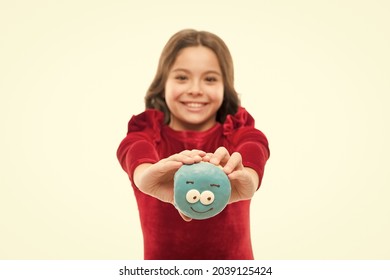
xmin=117 ymin=29 xmax=270 ymax=260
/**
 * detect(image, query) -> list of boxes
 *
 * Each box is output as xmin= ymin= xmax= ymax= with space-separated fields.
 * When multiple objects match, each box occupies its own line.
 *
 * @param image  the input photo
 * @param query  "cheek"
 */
xmin=206 ymin=85 xmax=224 ymax=104
xmin=210 ymin=83 xmax=224 ymax=96
xmin=165 ymin=82 xmax=186 ymax=101
xmin=164 ymin=85 xmax=176 ymax=110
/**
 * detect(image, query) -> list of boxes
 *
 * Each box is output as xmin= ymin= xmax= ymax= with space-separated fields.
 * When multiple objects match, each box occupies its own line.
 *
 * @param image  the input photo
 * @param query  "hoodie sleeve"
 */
xmin=116 ymin=109 xmax=164 ymax=182
xmin=223 ymin=107 xmax=270 ymax=188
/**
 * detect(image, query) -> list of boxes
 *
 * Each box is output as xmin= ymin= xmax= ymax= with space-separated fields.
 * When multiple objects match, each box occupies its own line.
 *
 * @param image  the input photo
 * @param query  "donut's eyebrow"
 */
xmin=210 ymin=184 xmax=220 ymax=187
xmin=186 ymin=181 xmax=194 ymax=184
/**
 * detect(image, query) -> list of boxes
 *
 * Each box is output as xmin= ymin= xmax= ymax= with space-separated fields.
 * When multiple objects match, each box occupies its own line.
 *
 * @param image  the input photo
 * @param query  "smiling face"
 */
xmin=174 ymin=162 xmax=231 ymax=220
xmin=165 ymin=46 xmax=224 ymax=131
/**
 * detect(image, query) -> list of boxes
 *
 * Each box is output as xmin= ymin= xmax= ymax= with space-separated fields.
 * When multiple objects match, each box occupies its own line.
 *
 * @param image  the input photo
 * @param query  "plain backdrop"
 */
xmin=1 ymin=0 xmax=389 ymax=259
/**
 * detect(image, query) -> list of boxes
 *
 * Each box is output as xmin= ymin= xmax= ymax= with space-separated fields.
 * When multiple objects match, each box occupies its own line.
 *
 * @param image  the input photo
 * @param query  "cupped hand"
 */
xmin=203 ymin=147 xmax=259 ymax=203
xmin=134 ymin=149 xmax=206 ymax=221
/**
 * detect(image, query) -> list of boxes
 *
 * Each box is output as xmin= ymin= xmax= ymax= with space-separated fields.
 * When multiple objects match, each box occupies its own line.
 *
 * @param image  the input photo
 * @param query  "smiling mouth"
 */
xmin=182 ymin=102 xmax=207 ymax=109
xmin=190 ymin=207 xmax=213 ymax=213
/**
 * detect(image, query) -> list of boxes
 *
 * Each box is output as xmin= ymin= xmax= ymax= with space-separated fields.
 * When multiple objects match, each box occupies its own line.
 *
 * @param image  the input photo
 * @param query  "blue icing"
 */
xmin=174 ymin=162 xmax=231 ymax=220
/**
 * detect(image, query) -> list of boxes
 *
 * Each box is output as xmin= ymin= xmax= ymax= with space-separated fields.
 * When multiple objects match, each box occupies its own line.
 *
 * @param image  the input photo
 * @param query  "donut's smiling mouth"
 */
xmin=190 ymin=207 xmax=213 ymax=213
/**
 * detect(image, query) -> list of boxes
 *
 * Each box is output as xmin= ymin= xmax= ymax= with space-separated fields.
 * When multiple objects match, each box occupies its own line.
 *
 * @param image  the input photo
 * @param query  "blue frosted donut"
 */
xmin=174 ymin=162 xmax=231 ymax=220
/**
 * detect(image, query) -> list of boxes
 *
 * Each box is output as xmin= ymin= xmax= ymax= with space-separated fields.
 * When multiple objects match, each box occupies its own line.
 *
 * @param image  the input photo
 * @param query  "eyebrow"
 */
xmin=210 ymin=184 xmax=220 ymax=187
xmin=186 ymin=181 xmax=194 ymax=184
xmin=171 ymin=68 xmax=222 ymax=76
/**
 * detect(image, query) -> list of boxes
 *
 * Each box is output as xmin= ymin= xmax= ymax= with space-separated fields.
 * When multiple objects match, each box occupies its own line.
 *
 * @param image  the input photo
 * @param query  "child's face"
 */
xmin=165 ymin=46 xmax=224 ymax=131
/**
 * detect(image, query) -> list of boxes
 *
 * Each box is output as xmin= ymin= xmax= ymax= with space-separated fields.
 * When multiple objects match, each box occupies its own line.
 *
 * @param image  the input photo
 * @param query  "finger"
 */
xmin=178 ymin=211 xmax=192 ymax=222
xmin=179 ymin=150 xmax=206 ymax=162
xmin=227 ymin=169 xmax=245 ymax=181
xmin=180 ymin=149 xmax=206 ymax=157
xmin=191 ymin=149 xmax=207 ymax=162
xmin=166 ymin=154 xmax=193 ymax=165
xmin=223 ymin=152 xmax=243 ymax=174
xmin=158 ymin=160 xmax=183 ymax=173
xmin=192 ymin=149 xmax=206 ymax=157
xmin=168 ymin=150 xmax=205 ymax=164
xmin=202 ymin=152 xmax=214 ymax=162
xmin=210 ymin=147 xmax=230 ymax=166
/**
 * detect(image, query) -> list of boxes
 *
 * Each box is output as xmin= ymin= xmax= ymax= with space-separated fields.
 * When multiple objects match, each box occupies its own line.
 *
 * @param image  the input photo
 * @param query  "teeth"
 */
xmin=185 ymin=102 xmax=204 ymax=108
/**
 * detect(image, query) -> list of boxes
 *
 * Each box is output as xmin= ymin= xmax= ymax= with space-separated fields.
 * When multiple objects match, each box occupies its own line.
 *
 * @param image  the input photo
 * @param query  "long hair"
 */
xmin=145 ymin=29 xmax=240 ymax=124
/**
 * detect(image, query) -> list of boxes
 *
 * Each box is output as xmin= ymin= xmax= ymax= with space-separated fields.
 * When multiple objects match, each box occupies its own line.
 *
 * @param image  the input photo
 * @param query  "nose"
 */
xmin=187 ymin=80 xmax=203 ymax=95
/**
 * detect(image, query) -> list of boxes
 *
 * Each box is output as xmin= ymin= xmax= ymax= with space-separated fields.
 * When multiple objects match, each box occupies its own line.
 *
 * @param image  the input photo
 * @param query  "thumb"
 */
xmin=178 ymin=211 xmax=192 ymax=222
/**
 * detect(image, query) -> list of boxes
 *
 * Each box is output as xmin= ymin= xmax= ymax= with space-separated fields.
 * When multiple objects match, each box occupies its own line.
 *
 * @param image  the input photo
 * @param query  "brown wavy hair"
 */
xmin=145 ymin=29 xmax=240 ymax=124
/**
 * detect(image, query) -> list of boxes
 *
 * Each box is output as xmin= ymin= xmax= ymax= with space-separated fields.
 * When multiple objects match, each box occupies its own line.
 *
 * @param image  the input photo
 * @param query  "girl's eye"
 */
xmin=205 ymin=76 xmax=217 ymax=82
xmin=175 ymin=75 xmax=188 ymax=81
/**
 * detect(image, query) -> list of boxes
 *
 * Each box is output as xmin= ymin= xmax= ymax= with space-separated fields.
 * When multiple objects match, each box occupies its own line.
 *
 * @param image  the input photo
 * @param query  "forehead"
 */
xmin=171 ymin=46 xmax=221 ymax=73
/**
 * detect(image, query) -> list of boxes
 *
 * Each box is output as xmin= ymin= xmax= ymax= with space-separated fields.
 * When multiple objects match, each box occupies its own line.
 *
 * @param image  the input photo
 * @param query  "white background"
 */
xmin=1 ymin=0 xmax=389 ymax=259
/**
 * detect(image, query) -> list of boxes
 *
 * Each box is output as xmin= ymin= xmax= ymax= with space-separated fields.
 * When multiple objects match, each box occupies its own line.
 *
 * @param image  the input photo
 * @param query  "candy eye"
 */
xmin=186 ymin=189 xmax=201 ymax=203
xmin=200 ymin=190 xmax=215 ymax=205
